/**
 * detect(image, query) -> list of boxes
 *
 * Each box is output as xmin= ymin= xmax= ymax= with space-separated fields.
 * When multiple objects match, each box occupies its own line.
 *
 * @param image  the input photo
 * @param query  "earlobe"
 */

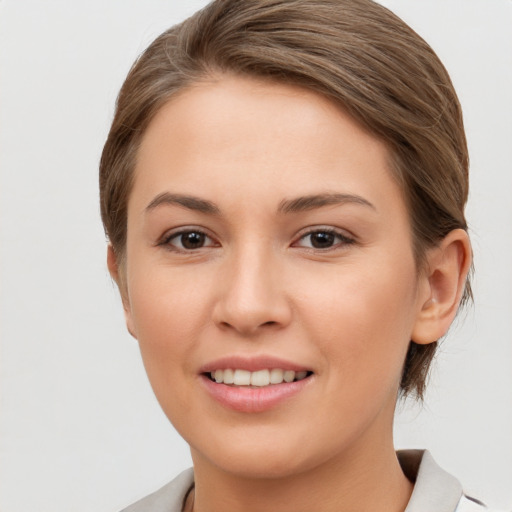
xmin=107 ymin=244 xmax=120 ymax=284
xmin=107 ymin=245 xmax=137 ymax=339
xmin=411 ymin=229 xmax=472 ymax=345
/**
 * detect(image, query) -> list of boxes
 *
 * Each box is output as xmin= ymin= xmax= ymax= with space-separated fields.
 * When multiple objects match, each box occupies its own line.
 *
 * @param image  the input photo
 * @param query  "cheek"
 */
xmin=125 ymin=265 xmax=211 ymax=398
xmin=294 ymin=258 xmax=418 ymax=383
xmin=128 ymin=260 xmax=211 ymax=339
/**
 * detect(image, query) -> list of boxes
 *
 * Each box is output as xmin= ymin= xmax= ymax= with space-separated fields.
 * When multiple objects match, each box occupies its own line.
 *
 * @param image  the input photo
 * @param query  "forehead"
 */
xmin=131 ymin=75 xmax=403 ymax=217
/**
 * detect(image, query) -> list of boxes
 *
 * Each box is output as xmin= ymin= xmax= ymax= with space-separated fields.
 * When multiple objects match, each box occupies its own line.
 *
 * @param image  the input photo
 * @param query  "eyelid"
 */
xmin=292 ymin=226 xmax=356 ymax=249
xmin=158 ymin=226 xmax=219 ymax=251
xmin=156 ymin=225 xmax=355 ymax=252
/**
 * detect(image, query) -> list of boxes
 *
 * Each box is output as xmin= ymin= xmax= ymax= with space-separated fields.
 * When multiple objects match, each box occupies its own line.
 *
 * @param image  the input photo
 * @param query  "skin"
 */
xmin=108 ymin=75 xmax=471 ymax=512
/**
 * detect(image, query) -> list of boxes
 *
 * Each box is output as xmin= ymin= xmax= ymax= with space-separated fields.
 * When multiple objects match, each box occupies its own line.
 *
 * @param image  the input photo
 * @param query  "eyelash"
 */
xmin=159 ymin=228 xmax=217 ymax=252
xmin=158 ymin=227 xmax=355 ymax=252
xmin=293 ymin=227 xmax=355 ymax=251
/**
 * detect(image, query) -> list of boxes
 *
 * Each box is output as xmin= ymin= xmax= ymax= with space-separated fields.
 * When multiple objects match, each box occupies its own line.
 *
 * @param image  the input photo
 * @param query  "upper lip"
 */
xmin=199 ymin=355 xmax=312 ymax=374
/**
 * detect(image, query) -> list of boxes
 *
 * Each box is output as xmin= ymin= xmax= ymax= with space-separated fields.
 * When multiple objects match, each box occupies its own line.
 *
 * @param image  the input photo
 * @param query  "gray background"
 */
xmin=1 ymin=1 xmax=511 ymax=511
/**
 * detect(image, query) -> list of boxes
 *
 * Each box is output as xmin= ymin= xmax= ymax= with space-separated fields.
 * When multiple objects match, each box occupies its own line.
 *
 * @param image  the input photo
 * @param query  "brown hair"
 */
xmin=99 ymin=0 xmax=471 ymax=399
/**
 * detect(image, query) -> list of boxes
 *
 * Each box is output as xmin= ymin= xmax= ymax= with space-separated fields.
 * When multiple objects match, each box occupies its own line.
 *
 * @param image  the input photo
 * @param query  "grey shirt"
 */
xmin=121 ymin=450 xmax=490 ymax=512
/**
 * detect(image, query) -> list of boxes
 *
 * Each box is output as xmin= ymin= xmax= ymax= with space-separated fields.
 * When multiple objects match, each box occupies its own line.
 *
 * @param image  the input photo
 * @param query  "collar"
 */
xmin=121 ymin=468 xmax=194 ymax=512
xmin=122 ymin=451 xmax=466 ymax=512
xmin=398 ymin=449 xmax=463 ymax=512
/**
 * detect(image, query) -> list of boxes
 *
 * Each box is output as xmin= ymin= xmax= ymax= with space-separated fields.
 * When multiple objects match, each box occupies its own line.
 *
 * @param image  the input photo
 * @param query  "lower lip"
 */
xmin=199 ymin=375 xmax=312 ymax=413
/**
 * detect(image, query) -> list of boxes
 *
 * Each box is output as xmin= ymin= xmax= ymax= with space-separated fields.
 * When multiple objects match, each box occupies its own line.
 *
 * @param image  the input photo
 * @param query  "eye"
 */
xmin=295 ymin=228 xmax=354 ymax=250
xmin=162 ymin=229 xmax=217 ymax=251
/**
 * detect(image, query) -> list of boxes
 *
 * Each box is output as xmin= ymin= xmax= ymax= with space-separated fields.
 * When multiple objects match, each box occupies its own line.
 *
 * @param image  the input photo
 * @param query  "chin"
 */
xmin=188 ymin=428 xmax=337 ymax=481
xmin=211 ymin=452 xmax=316 ymax=480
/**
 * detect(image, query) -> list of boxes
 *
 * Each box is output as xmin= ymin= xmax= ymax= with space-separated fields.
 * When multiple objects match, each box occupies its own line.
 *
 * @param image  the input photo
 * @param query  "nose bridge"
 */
xmin=213 ymin=239 xmax=290 ymax=334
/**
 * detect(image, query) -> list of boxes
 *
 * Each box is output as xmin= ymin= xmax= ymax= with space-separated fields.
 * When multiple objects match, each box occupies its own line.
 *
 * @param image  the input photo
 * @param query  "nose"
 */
xmin=212 ymin=245 xmax=292 ymax=336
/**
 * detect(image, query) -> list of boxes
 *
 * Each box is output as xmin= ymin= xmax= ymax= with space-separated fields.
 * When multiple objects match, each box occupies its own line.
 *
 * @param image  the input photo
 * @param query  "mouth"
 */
xmin=199 ymin=357 xmax=315 ymax=412
xmin=200 ymin=369 xmax=314 ymax=412
xmin=204 ymin=368 xmax=313 ymax=387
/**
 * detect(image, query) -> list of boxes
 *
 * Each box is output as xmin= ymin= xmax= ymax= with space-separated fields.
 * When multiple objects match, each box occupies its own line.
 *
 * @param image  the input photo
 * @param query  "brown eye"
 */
xmin=180 ymin=231 xmax=206 ymax=249
xmin=164 ymin=230 xmax=216 ymax=251
xmin=309 ymin=231 xmax=336 ymax=248
xmin=295 ymin=229 xmax=354 ymax=250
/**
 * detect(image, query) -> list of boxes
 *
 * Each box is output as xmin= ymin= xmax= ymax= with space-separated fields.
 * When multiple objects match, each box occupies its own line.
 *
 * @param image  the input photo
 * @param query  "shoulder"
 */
xmin=119 ymin=468 xmax=194 ymax=512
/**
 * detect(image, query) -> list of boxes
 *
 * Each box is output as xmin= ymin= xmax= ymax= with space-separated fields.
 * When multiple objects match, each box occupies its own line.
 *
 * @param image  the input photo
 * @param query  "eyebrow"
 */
xmin=145 ymin=191 xmax=375 ymax=216
xmin=278 ymin=193 xmax=375 ymax=214
xmin=145 ymin=192 xmax=221 ymax=215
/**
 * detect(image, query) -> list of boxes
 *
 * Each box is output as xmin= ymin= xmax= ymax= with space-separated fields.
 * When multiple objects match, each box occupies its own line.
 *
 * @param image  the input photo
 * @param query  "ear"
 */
xmin=107 ymin=244 xmax=137 ymax=339
xmin=411 ymin=229 xmax=472 ymax=345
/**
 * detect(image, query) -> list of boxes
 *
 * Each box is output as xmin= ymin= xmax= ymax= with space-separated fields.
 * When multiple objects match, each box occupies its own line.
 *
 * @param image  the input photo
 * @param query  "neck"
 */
xmin=189 ymin=434 xmax=412 ymax=512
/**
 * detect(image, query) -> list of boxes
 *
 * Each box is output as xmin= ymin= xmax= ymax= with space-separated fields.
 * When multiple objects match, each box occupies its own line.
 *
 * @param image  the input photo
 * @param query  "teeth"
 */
xmin=269 ymin=368 xmax=284 ymax=384
xmin=250 ymin=369 xmax=270 ymax=386
xmin=233 ymin=369 xmax=251 ymax=386
xmin=283 ymin=370 xmax=295 ymax=383
xmin=208 ymin=368 xmax=310 ymax=386
xmin=223 ymin=368 xmax=234 ymax=384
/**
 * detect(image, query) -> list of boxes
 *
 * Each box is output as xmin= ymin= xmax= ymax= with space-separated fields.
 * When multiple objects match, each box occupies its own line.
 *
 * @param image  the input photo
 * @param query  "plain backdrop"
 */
xmin=1 ymin=1 xmax=511 ymax=511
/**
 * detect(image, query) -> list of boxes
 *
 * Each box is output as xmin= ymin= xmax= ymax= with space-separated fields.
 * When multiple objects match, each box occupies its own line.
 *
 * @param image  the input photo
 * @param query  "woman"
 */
xmin=99 ymin=0 xmax=491 ymax=510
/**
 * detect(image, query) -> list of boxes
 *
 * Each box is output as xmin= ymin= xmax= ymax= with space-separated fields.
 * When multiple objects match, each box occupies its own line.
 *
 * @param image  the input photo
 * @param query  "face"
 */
xmin=120 ymin=75 xmax=430 ymax=478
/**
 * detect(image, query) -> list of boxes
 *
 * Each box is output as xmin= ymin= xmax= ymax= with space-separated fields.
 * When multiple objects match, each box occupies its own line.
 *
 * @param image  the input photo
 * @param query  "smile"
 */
xmin=208 ymin=369 xmax=312 ymax=387
xmin=200 ymin=358 xmax=314 ymax=412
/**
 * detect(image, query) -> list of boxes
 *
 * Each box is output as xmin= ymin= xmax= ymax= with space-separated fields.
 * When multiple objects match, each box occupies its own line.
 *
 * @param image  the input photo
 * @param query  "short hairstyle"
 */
xmin=100 ymin=0 xmax=471 ymax=399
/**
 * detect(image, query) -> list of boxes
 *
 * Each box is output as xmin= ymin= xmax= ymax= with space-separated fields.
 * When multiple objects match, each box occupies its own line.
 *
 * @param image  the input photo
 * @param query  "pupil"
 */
xmin=182 ymin=232 xmax=205 ymax=249
xmin=311 ymin=232 xmax=334 ymax=248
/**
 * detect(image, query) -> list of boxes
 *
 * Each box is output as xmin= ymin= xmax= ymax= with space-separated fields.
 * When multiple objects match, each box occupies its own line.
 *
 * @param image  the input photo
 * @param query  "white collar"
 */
xmin=399 ymin=450 xmax=464 ymax=511
xmin=122 ymin=450 xmax=487 ymax=512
